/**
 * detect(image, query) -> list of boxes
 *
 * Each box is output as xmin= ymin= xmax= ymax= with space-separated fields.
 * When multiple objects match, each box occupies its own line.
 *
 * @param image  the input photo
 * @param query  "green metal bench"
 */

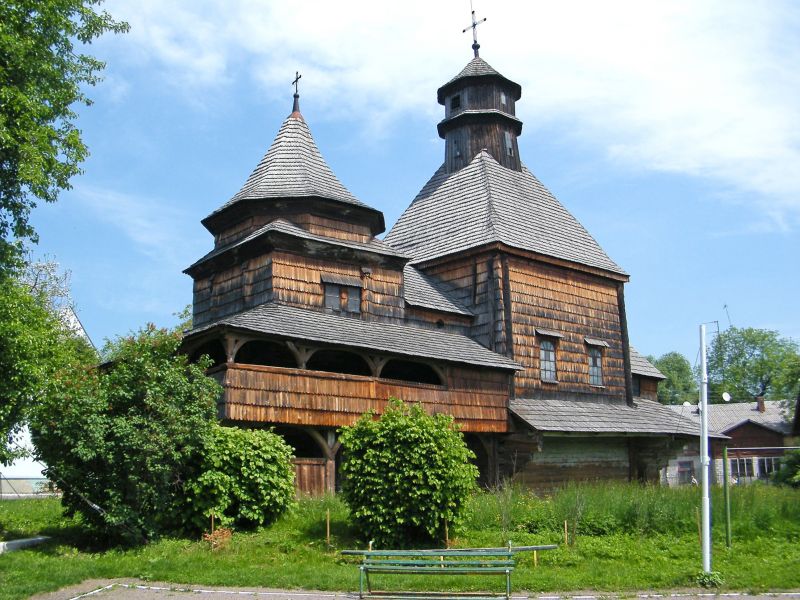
xmin=341 ymin=544 xmax=557 ymax=600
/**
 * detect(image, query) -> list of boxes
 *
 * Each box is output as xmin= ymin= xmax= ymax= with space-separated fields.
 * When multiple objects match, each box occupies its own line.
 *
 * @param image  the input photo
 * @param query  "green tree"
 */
xmin=339 ymin=399 xmax=477 ymax=548
xmin=0 ymin=1 xmax=128 ymax=270
xmin=30 ymin=325 xmax=221 ymax=543
xmin=650 ymin=351 xmax=698 ymax=405
xmin=0 ymin=265 xmax=94 ymax=464
xmin=707 ymin=327 xmax=800 ymax=402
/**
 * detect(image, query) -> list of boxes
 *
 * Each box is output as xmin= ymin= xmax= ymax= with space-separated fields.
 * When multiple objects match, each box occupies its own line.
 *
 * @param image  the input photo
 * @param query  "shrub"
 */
xmin=339 ymin=399 xmax=477 ymax=548
xmin=30 ymin=325 xmax=221 ymax=543
xmin=773 ymin=449 xmax=800 ymax=488
xmin=185 ymin=425 xmax=295 ymax=531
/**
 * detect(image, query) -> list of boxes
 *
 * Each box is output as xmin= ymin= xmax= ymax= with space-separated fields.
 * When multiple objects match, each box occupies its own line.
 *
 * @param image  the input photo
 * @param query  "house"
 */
xmin=181 ymin=43 xmax=703 ymax=493
xmin=664 ymin=398 xmax=798 ymax=485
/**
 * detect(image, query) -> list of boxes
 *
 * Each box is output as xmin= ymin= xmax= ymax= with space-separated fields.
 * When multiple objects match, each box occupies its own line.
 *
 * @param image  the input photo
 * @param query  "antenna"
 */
xmin=462 ymin=0 xmax=487 ymax=58
xmin=723 ymin=304 xmax=732 ymax=328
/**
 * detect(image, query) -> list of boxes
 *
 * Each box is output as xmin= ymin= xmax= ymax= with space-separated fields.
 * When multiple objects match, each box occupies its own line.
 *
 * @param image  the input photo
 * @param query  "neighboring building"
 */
xmin=664 ymin=398 xmax=797 ymax=485
xmin=181 ymin=44 xmax=702 ymax=493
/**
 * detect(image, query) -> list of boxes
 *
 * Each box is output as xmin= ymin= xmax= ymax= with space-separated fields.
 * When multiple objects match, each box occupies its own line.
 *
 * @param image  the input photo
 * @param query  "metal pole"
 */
xmin=723 ymin=446 xmax=731 ymax=548
xmin=699 ymin=324 xmax=711 ymax=572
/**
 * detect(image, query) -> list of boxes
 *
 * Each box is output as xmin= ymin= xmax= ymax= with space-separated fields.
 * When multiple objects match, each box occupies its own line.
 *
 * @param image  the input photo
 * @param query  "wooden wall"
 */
xmin=420 ymin=249 xmax=626 ymax=401
xmin=507 ymin=256 xmax=625 ymax=400
xmin=403 ymin=306 xmax=472 ymax=334
xmin=193 ymin=254 xmax=273 ymax=327
xmin=215 ymin=213 xmax=372 ymax=247
xmin=711 ymin=422 xmax=786 ymax=459
xmin=505 ymin=435 xmax=630 ymax=488
xmin=218 ymin=362 xmax=510 ymax=433
xmin=638 ymin=377 xmax=659 ymax=402
xmin=271 ymin=251 xmax=404 ymax=322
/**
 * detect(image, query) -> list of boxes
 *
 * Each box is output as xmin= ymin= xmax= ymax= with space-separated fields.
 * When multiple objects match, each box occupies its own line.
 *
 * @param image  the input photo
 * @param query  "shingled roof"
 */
xmin=511 ymin=397 xmax=726 ymax=438
xmin=437 ymin=57 xmax=521 ymax=103
xmin=204 ymin=111 xmax=376 ymax=223
xmin=666 ymin=400 xmax=794 ymax=436
xmin=384 ymin=151 xmax=627 ymax=275
xmin=403 ymin=265 xmax=472 ymax=316
xmin=187 ymin=303 xmax=519 ymax=371
xmin=630 ymin=346 xmax=666 ymax=380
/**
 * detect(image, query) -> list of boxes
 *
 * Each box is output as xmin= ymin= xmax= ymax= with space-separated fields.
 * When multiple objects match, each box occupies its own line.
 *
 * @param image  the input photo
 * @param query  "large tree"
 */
xmin=649 ymin=351 xmax=698 ymax=405
xmin=0 ymin=263 xmax=94 ymax=464
xmin=0 ymin=1 xmax=127 ymax=270
xmin=707 ymin=327 xmax=800 ymax=402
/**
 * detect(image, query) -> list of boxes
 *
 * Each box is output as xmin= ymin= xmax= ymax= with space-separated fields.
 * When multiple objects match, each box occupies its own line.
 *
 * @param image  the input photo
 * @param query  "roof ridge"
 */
xmin=479 ymin=151 xmax=499 ymax=240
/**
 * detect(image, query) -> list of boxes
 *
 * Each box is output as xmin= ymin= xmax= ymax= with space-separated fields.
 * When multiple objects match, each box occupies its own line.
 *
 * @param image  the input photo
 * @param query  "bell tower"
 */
xmin=437 ymin=8 xmax=523 ymax=173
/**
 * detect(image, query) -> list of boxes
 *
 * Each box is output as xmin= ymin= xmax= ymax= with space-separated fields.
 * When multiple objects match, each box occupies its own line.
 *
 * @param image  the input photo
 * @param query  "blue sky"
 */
xmin=29 ymin=0 xmax=800 ymax=365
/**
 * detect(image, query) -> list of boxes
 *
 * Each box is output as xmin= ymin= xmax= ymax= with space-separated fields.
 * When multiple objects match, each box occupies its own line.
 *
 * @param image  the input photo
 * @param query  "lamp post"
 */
xmin=699 ymin=324 xmax=711 ymax=573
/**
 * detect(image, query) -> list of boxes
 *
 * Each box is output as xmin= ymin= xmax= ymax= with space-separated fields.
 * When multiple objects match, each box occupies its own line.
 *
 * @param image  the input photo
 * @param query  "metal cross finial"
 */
xmin=292 ymin=71 xmax=302 ymax=95
xmin=462 ymin=1 xmax=486 ymax=58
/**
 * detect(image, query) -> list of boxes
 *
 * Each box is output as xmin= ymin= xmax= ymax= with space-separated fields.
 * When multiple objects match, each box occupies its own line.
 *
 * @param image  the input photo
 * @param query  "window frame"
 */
xmin=539 ymin=338 xmax=558 ymax=383
xmin=323 ymin=283 xmax=361 ymax=315
xmin=588 ymin=346 xmax=604 ymax=387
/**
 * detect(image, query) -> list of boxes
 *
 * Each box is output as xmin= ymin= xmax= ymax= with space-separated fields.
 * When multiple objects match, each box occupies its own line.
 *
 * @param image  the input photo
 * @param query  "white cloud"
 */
xmin=103 ymin=0 xmax=800 ymax=229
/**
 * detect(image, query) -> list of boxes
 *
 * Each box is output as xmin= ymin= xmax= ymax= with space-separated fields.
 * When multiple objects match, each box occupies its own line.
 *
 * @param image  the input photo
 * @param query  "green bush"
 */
xmin=30 ymin=325 xmax=221 ymax=544
xmin=773 ymin=449 xmax=800 ymax=488
xmin=185 ymin=425 xmax=295 ymax=531
xmin=339 ymin=399 xmax=478 ymax=548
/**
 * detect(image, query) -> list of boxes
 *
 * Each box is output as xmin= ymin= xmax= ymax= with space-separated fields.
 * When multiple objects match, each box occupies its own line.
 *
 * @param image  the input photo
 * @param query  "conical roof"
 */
xmin=437 ymin=57 xmax=521 ymax=103
xmin=204 ymin=111 xmax=377 ymax=227
xmin=384 ymin=151 xmax=626 ymax=276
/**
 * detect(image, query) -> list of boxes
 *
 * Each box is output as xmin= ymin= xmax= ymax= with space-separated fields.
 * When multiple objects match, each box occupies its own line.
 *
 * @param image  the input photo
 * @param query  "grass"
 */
xmin=1 ymin=484 xmax=798 ymax=600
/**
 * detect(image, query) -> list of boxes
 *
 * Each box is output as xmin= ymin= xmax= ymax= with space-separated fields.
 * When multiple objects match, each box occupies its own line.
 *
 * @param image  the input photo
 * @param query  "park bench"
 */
xmin=341 ymin=543 xmax=557 ymax=600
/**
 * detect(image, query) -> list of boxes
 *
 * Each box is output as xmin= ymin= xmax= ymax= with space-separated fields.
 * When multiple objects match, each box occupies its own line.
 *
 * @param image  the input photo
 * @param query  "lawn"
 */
xmin=1 ymin=484 xmax=798 ymax=600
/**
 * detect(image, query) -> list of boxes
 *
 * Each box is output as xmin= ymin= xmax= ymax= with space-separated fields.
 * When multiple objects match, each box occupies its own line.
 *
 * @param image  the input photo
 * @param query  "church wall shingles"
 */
xmin=270 ymin=251 xmax=404 ymax=322
xmin=193 ymin=255 xmax=273 ymax=327
xmin=507 ymin=256 xmax=625 ymax=400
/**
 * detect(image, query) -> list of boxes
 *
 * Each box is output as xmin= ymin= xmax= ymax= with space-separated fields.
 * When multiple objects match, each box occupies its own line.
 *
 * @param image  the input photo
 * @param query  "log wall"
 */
xmin=219 ymin=362 xmax=510 ymax=433
xmin=505 ymin=435 xmax=630 ymax=488
xmin=271 ymin=251 xmax=404 ymax=322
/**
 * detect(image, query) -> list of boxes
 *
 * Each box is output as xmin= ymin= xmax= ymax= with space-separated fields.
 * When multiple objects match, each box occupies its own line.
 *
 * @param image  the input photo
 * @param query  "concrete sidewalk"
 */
xmin=29 ymin=579 xmax=800 ymax=600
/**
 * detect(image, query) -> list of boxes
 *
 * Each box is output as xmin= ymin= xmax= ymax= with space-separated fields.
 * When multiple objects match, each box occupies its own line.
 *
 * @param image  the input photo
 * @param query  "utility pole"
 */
xmin=699 ymin=324 xmax=711 ymax=573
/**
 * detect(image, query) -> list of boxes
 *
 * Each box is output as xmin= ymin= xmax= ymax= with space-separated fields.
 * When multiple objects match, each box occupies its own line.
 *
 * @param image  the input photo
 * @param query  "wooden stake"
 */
xmin=211 ymin=513 xmax=215 ymax=534
xmin=533 ymin=550 xmax=538 ymax=567
xmin=444 ymin=520 xmax=449 ymax=549
xmin=326 ymin=508 xmax=331 ymax=546
xmin=564 ymin=520 xmax=569 ymax=546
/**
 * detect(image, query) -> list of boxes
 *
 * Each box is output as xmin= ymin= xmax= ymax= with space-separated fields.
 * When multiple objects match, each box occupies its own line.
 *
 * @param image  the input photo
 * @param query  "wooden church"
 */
xmin=181 ymin=36 xmax=701 ymax=493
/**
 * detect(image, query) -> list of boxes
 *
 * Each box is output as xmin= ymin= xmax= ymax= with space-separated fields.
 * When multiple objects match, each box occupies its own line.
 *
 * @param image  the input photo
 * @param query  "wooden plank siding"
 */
xmin=506 ymin=256 xmax=625 ymax=400
xmin=639 ymin=377 xmax=659 ymax=402
xmin=292 ymin=214 xmax=372 ymax=243
xmin=403 ymin=306 xmax=472 ymax=334
xmin=271 ymin=251 xmax=405 ymax=322
xmin=218 ymin=362 xmax=510 ymax=433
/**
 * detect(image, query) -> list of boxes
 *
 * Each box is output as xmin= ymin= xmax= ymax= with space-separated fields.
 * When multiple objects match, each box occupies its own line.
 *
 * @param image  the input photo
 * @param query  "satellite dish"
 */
xmin=722 ymin=392 xmax=732 ymax=402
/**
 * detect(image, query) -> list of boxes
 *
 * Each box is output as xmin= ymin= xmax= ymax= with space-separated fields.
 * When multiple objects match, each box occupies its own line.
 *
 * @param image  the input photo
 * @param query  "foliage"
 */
xmin=649 ymin=351 xmax=698 ymax=405
xmin=184 ymin=425 xmax=295 ymax=532
xmin=707 ymin=327 xmax=800 ymax=402
xmin=3 ymin=487 xmax=800 ymax=599
xmin=695 ymin=570 xmax=724 ymax=588
xmin=29 ymin=325 xmax=221 ymax=543
xmin=339 ymin=399 xmax=477 ymax=547
xmin=0 ymin=0 xmax=128 ymax=270
xmin=773 ymin=450 xmax=800 ymax=488
xmin=0 ymin=267 xmax=94 ymax=464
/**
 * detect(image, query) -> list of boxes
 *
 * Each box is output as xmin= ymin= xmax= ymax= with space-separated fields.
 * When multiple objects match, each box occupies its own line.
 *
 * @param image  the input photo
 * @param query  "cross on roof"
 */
xmin=292 ymin=71 xmax=302 ymax=95
xmin=462 ymin=1 xmax=487 ymax=58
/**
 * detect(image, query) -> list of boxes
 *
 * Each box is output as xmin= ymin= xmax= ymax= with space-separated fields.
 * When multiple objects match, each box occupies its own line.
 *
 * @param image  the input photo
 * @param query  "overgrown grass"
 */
xmin=1 ymin=484 xmax=798 ymax=600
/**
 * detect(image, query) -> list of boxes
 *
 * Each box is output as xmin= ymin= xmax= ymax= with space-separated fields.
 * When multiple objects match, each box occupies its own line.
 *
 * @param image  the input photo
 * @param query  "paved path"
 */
xmin=29 ymin=580 xmax=800 ymax=600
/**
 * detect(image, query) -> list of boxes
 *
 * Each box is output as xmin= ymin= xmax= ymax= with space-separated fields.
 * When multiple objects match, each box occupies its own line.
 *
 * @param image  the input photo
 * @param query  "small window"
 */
xmin=504 ymin=131 xmax=514 ymax=157
xmin=540 ymin=339 xmax=557 ymax=382
xmin=730 ymin=457 xmax=754 ymax=479
xmin=757 ymin=456 xmax=781 ymax=479
xmin=500 ymin=92 xmax=507 ymax=105
xmin=324 ymin=283 xmax=360 ymax=314
xmin=589 ymin=347 xmax=603 ymax=386
xmin=677 ymin=461 xmax=695 ymax=485
xmin=450 ymin=95 xmax=461 ymax=110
